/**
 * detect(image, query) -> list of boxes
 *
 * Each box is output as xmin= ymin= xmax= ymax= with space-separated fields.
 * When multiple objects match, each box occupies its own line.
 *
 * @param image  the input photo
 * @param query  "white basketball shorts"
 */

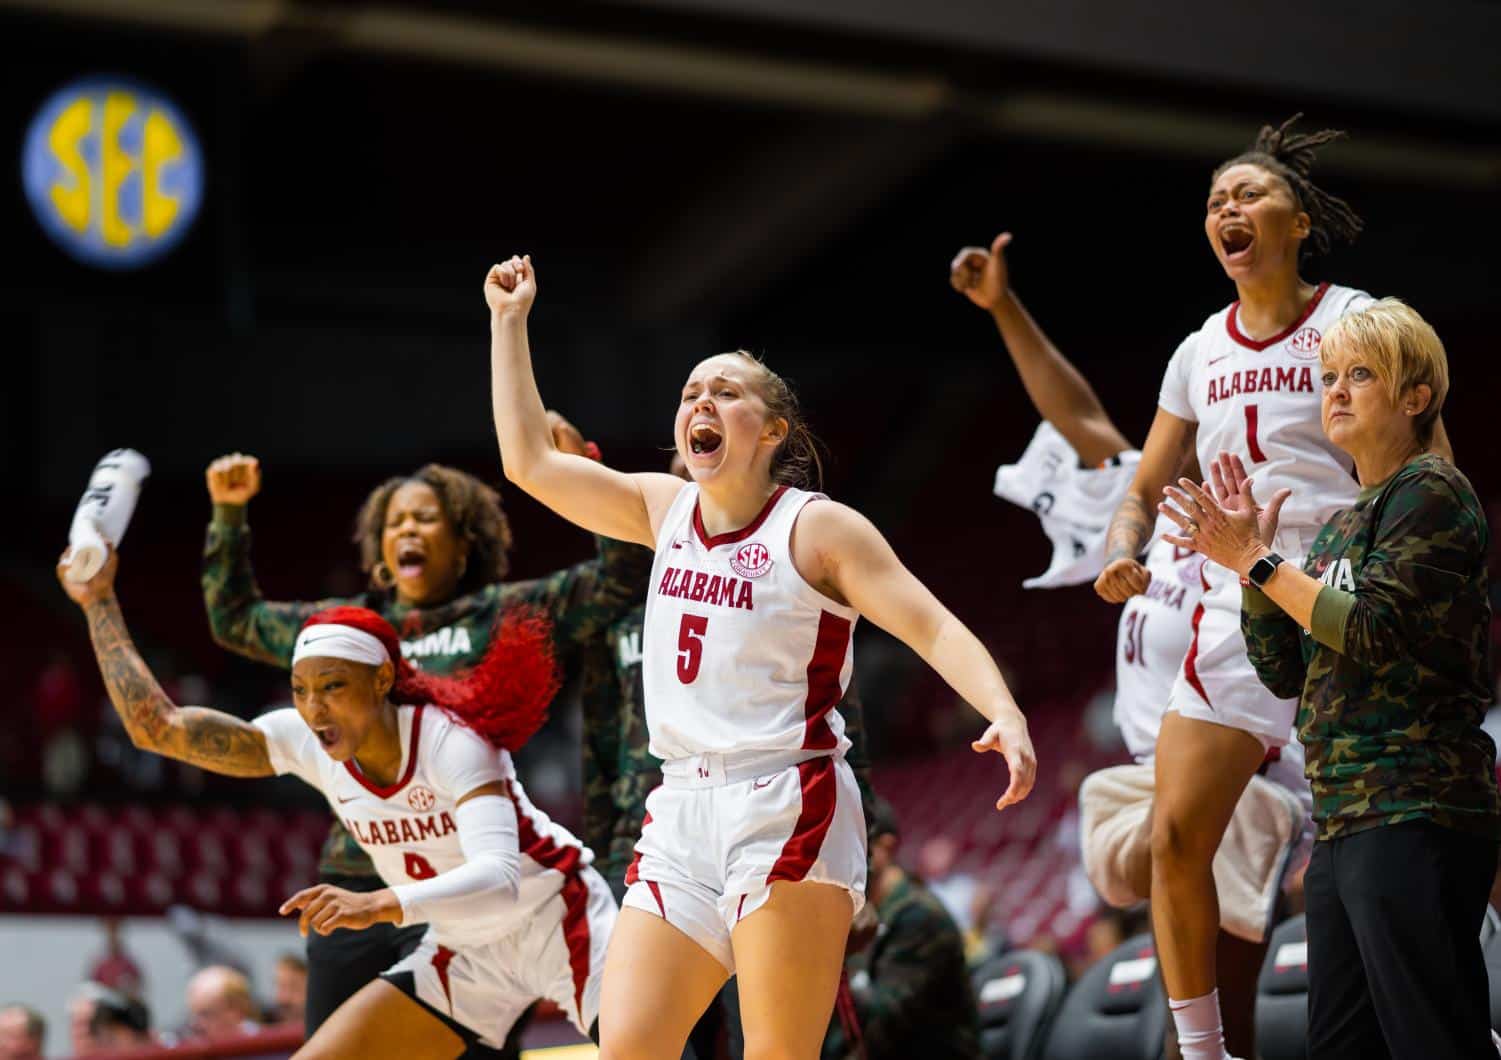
xmin=1166 ymin=527 xmax=1315 ymax=749
xmin=384 ymin=865 xmax=616 ymax=1047
xmin=622 ymin=750 xmax=866 ymax=973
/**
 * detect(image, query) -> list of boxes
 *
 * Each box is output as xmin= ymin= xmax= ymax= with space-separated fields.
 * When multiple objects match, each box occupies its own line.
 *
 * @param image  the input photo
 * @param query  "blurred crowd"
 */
xmin=0 ymin=917 xmax=305 ymax=1060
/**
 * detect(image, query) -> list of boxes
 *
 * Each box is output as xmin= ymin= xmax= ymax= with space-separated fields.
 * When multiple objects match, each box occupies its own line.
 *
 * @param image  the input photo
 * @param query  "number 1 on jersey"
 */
xmin=1244 ymin=403 xmax=1267 ymax=463
xmin=677 ymin=614 xmax=708 ymax=683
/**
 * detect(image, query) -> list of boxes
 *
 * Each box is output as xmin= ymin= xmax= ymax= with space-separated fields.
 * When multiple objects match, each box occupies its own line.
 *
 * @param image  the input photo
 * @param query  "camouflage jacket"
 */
xmin=203 ymin=503 xmax=653 ymax=877
xmin=580 ymin=599 xmax=879 ymax=885
xmin=1242 ymin=454 xmax=1501 ymax=841
xmin=823 ymin=873 xmax=981 ymax=1060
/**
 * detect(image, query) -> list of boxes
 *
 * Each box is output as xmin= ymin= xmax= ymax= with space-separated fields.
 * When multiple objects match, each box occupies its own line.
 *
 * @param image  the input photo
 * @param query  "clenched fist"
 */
xmin=485 ymin=255 xmax=536 ymax=318
xmin=1094 ymin=557 xmax=1151 ymax=603
xmin=206 ymin=453 xmax=261 ymax=506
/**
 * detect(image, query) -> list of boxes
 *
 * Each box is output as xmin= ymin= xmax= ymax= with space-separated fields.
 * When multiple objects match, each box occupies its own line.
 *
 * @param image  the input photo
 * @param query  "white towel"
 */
xmin=992 ymin=422 xmax=1141 ymax=588
xmin=1078 ymin=763 xmax=1305 ymax=943
xmin=66 ymin=449 xmax=151 ymax=582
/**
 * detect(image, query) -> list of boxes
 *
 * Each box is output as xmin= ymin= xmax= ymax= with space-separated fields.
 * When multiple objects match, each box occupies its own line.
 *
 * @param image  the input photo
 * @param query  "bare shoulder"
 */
xmin=791 ymin=499 xmax=888 ymax=589
xmin=635 ymin=472 xmax=689 ymax=538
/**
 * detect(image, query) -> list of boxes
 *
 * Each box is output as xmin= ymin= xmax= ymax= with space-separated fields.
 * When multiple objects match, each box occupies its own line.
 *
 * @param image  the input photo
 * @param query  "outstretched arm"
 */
xmin=281 ymin=782 xmax=521 ymax=936
xmin=485 ymin=256 xmax=684 ymax=547
xmin=792 ymin=502 xmax=1036 ymax=810
xmin=951 ymin=233 xmax=1131 ymax=466
xmin=61 ymin=549 xmax=273 ymax=778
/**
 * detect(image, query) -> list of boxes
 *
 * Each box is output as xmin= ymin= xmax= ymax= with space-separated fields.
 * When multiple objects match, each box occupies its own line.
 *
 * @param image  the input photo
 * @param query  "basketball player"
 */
xmin=1093 ymin=116 xmax=1448 ymax=1060
xmin=483 ymin=253 xmax=1036 ymax=1059
xmin=60 ymin=549 xmax=615 ymax=1060
xmin=950 ymin=230 xmax=1311 ymax=1055
xmin=202 ymin=423 xmax=650 ymax=1045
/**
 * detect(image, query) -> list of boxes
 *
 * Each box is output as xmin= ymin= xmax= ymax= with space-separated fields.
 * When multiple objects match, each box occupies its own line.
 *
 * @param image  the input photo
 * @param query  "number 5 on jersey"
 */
xmin=677 ymin=614 xmax=708 ymax=683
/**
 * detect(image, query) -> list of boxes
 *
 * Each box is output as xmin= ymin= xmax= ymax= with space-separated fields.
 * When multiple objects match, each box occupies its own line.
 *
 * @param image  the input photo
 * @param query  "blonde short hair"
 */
xmin=1321 ymin=298 xmax=1448 ymax=445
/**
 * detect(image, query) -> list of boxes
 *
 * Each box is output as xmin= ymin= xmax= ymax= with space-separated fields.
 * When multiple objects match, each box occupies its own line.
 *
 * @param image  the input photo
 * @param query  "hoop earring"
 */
xmin=372 ymin=561 xmax=395 ymax=589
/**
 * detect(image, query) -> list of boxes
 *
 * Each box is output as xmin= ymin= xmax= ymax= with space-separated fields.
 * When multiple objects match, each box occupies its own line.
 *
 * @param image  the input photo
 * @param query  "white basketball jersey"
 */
xmin=1115 ymin=527 xmax=1205 ymax=760
xmin=1158 ymin=282 xmax=1373 ymax=530
xmin=642 ymin=485 xmax=858 ymax=761
xmin=255 ymin=705 xmax=590 ymax=942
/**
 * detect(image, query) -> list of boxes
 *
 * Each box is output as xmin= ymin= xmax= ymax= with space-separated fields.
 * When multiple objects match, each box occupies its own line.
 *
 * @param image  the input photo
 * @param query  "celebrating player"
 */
xmin=202 ymin=440 xmax=650 ymax=1041
xmin=1093 ymin=116 xmax=1447 ymax=1060
xmin=950 ymin=230 xmax=1310 ymax=1056
xmin=62 ymin=548 xmax=615 ymax=1059
xmin=484 ymin=253 xmax=1035 ymax=1059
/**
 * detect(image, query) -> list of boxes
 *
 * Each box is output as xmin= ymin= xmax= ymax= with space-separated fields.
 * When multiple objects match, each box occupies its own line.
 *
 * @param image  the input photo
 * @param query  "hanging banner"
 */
xmin=21 ymin=76 xmax=204 ymax=269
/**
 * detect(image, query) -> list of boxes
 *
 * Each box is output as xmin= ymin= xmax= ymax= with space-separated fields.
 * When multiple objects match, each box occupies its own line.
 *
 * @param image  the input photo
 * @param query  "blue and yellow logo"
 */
xmin=22 ymin=77 xmax=203 ymax=269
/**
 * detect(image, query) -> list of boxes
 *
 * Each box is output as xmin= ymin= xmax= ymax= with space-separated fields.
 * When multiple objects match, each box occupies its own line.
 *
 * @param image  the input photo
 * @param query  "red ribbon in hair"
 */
xmin=300 ymin=605 xmax=560 ymax=751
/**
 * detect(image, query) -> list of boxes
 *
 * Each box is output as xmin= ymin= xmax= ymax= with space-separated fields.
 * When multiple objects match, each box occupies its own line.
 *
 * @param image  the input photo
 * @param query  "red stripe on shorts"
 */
xmin=559 ymin=873 xmax=593 ymax=1017
xmin=767 ymin=757 xmax=837 ymax=883
xmin=646 ymin=880 xmax=666 ymax=918
xmin=624 ymin=809 xmax=653 ymax=886
xmin=803 ymin=612 xmax=852 ymax=750
xmin=1182 ymin=566 xmax=1213 ymax=708
xmin=431 ymin=944 xmax=456 ymax=1014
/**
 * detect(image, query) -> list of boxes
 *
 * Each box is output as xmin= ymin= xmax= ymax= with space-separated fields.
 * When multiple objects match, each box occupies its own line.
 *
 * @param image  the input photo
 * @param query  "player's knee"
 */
xmin=1149 ymin=807 xmax=1213 ymax=874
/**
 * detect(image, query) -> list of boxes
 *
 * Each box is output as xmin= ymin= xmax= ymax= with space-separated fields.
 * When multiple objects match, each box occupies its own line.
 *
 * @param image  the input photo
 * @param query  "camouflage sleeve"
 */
xmin=499 ymin=537 xmax=652 ymax=652
xmin=836 ymin=681 xmax=877 ymax=829
xmin=1241 ymin=585 xmax=1308 ymax=700
xmin=1309 ymin=467 xmax=1485 ymax=667
xmin=201 ymin=504 xmax=338 ymax=669
xmin=850 ymin=904 xmax=958 ymax=1055
xmin=579 ymin=635 xmax=623 ymax=860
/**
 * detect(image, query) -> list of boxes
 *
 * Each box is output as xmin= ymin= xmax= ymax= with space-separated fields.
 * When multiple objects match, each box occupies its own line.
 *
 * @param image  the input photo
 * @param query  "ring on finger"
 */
xmin=1185 ymin=520 xmax=1200 ymax=536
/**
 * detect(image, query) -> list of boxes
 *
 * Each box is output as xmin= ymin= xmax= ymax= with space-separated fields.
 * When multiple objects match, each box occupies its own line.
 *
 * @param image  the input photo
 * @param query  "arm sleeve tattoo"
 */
xmin=83 ymin=596 xmax=275 ymax=777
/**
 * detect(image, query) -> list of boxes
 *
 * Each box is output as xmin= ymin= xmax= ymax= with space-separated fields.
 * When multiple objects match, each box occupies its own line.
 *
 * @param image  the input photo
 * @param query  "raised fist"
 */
xmin=949 ymin=232 xmax=1014 ymax=311
xmin=205 ymin=453 xmax=261 ymax=506
xmin=485 ymin=255 xmax=537 ymax=318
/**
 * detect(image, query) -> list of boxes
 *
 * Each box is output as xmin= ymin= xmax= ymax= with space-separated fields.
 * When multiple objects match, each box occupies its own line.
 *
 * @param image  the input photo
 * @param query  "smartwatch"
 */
xmin=1247 ymin=551 xmax=1285 ymax=589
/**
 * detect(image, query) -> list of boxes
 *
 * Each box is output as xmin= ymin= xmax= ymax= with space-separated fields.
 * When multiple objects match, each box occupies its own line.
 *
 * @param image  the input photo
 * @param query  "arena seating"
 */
xmin=1039 ymin=933 xmax=1165 ymax=1060
xmin=973 ymin=949 xmax=1067 ymax=1060
xmin=1 ymin=802 xmax=326 ymax=917
xmin=1253 ymin=914 xmax=1309 ymax=1060
xmin=874 ymin=692 xmax=1123 ymax=951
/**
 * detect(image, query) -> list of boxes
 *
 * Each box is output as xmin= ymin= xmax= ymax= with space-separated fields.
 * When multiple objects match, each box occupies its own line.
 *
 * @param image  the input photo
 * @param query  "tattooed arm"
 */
xmin=61 ymin=549 xmax=274 ymax=778
xmin=1095 ymin=408 xmax=1196 ymax=603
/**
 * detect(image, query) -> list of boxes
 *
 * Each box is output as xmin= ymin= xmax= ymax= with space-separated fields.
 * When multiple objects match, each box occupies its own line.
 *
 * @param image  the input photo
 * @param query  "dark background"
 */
xmin=3 ymin=0 xmax=1499 ymax=803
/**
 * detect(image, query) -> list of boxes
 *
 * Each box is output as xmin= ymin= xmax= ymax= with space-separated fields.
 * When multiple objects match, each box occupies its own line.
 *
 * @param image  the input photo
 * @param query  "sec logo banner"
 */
xmin=21 ymin=77 xmax=204 ymax=269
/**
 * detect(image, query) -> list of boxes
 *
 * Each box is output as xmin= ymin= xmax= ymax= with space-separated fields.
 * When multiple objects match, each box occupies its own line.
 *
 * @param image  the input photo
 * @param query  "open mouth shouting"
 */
xmin=314 ymin=723 xmax=343 ymax=751
xmin=395 ymin=540 xmax=427 ymax=581
xmin=689 ymin=422 xmax=724 ymax=457
xmin=1219 ymin=223 xmax=1255 ymax=264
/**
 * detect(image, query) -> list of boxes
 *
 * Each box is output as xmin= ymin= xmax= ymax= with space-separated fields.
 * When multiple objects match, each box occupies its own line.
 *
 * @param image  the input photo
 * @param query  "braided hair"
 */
xmin=1212 ymin=114 xmax=1364 ymax=260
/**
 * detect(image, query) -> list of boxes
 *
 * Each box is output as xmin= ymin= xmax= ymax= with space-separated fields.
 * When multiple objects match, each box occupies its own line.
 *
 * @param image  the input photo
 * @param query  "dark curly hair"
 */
xmin=1212 ymin=113 xmax=1364 ymax=261
xmin=353 ymin=465 xmax=514 ymax=595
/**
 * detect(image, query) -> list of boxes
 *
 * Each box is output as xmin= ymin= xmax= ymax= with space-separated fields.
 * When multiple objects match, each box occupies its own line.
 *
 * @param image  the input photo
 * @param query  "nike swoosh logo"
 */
xmin=752 ymin=778 xmax=773 ymax=790
xmin=336 ymin=795 xmax=359 ymax=804
xmin=301 ymin=634 xmax=340 ymax=645
xmin=1208 ymin=354 xmax=1231 ymax=365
